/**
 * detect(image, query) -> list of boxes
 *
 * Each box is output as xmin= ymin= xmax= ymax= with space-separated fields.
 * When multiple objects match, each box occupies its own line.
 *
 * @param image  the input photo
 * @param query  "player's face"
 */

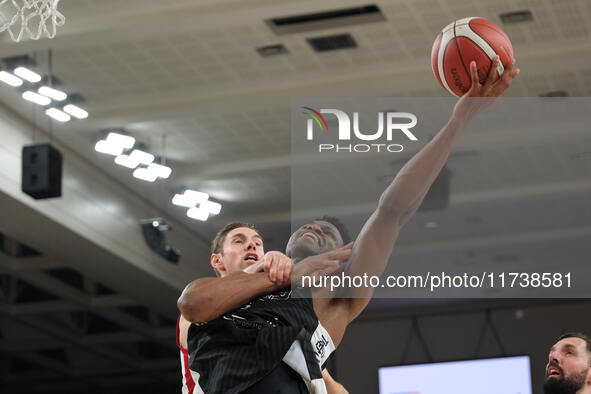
xmin=286 ymin=220 xmax=343 ymax=260
xmin=544 ymin=337 xmax=591 ymax=393
xmin=213 ymin=227 xmax=264 ymax=276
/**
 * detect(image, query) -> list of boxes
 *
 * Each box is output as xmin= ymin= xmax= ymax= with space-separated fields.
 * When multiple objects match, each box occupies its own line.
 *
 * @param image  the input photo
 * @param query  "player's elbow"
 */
xmin=376 ymin=196 xmax=405 ymax=223
xmin=177 ymin=294 xmax=198 ymax=322
xmin=177 ymin=296 xmax=210 ymax=323
xmin=177 ymin=282 xmax=212 ymax=323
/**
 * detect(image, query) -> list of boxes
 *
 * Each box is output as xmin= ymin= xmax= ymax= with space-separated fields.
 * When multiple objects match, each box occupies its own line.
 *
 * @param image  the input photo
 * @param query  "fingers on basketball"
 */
xmin=469 ymin=61 xmax=480 ymax=88
xmin=486 ymin=56 xmax=499 ymax=85
xmin=499 ymin=46 xmax=519 ymax=81
xmin=495 ymin=60 xmax=518 ymax=92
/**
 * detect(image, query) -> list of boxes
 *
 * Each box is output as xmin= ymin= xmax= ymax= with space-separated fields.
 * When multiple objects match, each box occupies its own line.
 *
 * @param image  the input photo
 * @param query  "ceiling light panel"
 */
xmin=13 ymin=66 xmax=41 ymax=83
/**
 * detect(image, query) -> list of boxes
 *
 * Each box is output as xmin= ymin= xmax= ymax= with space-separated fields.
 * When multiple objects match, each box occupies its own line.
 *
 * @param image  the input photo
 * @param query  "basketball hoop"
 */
xmin=0 ymin=0 xmax=65 ymax=42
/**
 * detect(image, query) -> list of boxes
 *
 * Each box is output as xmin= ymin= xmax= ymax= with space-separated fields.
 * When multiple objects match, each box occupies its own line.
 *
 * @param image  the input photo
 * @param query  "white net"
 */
xmin=0 ymin=0 xmax=65 ymax=42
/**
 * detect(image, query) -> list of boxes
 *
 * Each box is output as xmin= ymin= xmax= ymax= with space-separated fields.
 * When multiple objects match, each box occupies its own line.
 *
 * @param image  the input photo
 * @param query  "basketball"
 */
xmin=431 ymin=17 xmax=514 ymax=97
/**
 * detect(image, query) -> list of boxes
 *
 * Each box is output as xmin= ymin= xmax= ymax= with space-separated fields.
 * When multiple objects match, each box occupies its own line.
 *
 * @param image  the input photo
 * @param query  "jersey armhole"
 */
xmin=176 ymin=314 xmax=182 ymax=348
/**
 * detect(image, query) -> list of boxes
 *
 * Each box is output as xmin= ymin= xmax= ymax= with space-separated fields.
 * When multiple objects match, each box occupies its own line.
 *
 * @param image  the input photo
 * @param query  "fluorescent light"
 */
xmin=45 ymin=108 xmax=71 ymax=122
xmin=106 ymin=132 xmax=135 ymax=150
xmin=114 ymin=154 xmax=140 ymax=168
xmin=0 ymin=71 xmax=23 ymax=87
xmin=95 ymin=140 xmax=124 ymax=156
xmin=63 ymin=104 xmax=88 ymax=119
xmin=22 ymin=91 xmax=51 ymax=106
xmin=184 ymin=190 xmax=209 ymax=202
xmin=129 ymin=149 xmax=154 ymax=165
xmin=133 ymin=167 xmax=158 ymax=182
xmin=171 ymin=190 xmax=209 ymax=208
xmin=187 ymin=207 xmax=209 ymax=221
xmin=172 ymin=194 xmax=199 ymax=208
xmin=38 ymin=86 xmax=67 ymax=101
xmin=13 ymin=67 xmax=41 ymax=83
xmin=147 ymin=163 xmax=172 ymax=179
xmin=172 ymin=194 xmax=194 ymax=208
xmin=204 ymin=200 xmax=221 ymax=215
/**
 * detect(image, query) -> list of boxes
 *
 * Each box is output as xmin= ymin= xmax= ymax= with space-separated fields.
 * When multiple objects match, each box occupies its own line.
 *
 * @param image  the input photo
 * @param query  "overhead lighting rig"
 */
xmin=94 ymin=131 xmax=172 ymax=183
xmin=172 ymin=189 xmax=221 ymax=221
xmin=0 ymin=55 xmax=89 ymax=122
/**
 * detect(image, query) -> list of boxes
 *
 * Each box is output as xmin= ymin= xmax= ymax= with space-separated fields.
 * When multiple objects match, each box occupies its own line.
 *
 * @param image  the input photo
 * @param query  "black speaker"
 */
xmin=140 ymin=219 xmax=181 ymax=264
xmin=419 ymin=165 xmax=451 ymax=211
xmin=21 ymin=143 xmax=63 ymax=200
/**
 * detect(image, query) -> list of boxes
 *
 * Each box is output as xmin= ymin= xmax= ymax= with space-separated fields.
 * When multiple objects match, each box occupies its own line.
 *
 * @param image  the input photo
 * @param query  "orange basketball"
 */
xmin=431 ymin=17 xmax=514 ymax=97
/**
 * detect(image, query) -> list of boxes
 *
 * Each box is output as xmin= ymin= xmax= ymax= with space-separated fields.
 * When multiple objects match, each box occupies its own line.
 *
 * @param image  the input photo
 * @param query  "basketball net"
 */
xmin=0 ymin=0 xmax=65 ymax=42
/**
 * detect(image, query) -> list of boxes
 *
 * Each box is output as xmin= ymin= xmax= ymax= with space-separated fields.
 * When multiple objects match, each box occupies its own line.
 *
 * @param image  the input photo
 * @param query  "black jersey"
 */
xmin=187 ymin=288 xmax=335 ymax=394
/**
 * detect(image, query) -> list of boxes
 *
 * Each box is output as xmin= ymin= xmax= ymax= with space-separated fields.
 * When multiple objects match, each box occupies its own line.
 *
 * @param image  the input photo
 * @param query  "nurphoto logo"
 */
xmin=302 ymin=107 xmax=418 ymax=153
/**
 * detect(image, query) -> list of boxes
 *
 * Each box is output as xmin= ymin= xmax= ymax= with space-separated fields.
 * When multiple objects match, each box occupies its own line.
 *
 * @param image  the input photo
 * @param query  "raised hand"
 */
xmin=453 ymin=48 xmax=520 ymax=123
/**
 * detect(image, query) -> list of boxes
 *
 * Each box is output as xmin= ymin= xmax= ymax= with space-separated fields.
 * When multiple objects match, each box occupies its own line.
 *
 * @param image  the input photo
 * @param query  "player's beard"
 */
xmin=544 ymin=368 xmax=588 ymax=394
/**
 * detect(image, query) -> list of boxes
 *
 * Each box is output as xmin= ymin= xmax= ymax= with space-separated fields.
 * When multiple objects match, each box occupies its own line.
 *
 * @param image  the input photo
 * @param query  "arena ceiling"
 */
xmin=0 ymin=0 xmax=590 ymax=392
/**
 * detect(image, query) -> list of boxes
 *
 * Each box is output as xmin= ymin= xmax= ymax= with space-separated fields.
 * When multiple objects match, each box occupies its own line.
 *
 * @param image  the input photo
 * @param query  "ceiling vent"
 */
xmin=266 ymin=5 xmax=385 ymax=35
xmin=256 ymin=44 xmax=288 ymax=57
xmin=500 ymin=10 xmax=533 ymax=24
xmin=307 ymin=33 xmax=357 ymax=52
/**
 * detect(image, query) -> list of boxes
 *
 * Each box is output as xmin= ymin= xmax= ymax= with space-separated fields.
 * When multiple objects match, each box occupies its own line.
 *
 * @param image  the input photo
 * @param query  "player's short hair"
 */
xmin=211 ymin=222 xmax=259 ymax=254
xmin=557 ymin=332 xmax=591 ymax=364
xmin=315 ymin=215 xmax=351 ymax=244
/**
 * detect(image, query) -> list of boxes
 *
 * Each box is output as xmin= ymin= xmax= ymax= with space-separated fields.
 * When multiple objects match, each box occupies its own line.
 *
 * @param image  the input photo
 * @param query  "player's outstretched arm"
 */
xmin=177 ymin=271 xmax=281 ymax=323
xmin=178 ymin=246 xmax=351 ymax=323
xmin=381 ymin=55 xmax=519 ymax=227
xmin=340 ymin=54 xmax=519 ymax=320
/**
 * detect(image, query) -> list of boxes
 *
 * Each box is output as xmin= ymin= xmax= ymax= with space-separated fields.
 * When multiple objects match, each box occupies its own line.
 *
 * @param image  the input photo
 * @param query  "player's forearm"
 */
xmin=340 ymin=209 xmax=399 ymax=305
xmin=341 ymin=116 xmax=467 ymax=307
xmin=379 ymin=115 xmax=467 ymax=226
xmin=177 ymin=271 xmax=281 ymax=323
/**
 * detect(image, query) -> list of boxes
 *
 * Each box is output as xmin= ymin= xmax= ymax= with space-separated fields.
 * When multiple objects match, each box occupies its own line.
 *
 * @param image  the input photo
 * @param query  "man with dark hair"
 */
xmin=178 ymin=56 xmax=518 ymax=393
xmin=315 ymin=216 xmax=352 ymax=244
xmin=545 ymin=332 xmax=591 ymax=394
